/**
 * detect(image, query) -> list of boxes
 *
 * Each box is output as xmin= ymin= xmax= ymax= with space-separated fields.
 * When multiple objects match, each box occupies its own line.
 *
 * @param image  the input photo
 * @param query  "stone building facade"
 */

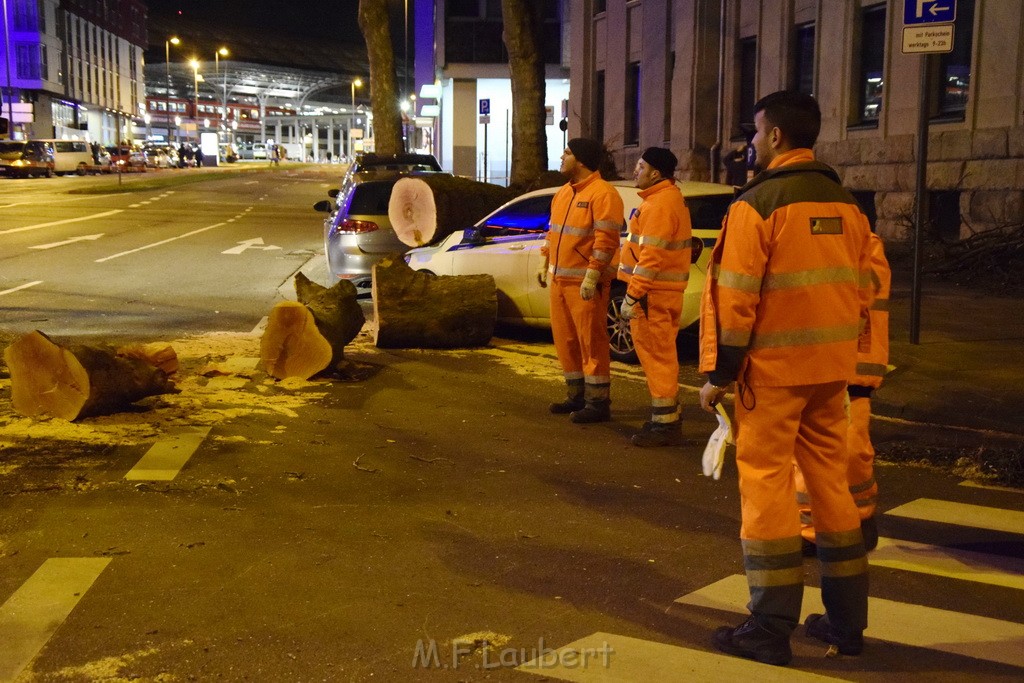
xmin=567 ymin=0 xmax=1024 ymax=240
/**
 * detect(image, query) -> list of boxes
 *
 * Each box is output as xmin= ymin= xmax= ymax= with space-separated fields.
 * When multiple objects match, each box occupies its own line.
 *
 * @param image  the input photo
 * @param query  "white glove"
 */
xmin=536 ymin=264 xmax=548 ymax=288
xmin=579 ymin=269 xmax=601 ymax=301
xmin=619 ymin=295 xmax=639 ymax=320
xmin=701 ymin=403 xmax=734 ymax=480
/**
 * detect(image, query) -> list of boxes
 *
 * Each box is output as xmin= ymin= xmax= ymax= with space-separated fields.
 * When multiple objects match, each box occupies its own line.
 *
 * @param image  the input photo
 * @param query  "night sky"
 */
xmin=145 ymin=0 xmax=363 ymax=44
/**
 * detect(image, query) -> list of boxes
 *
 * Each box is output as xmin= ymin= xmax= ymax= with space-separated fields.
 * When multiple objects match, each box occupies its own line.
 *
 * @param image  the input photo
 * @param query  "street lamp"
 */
xmin=164 ymin=36 xmax=180 ymax=143
xmin=189 ymin=59 xmax=201 ymax=144
xmin=215 ymin=47 xmax=229 ymax=157
xmin=350 ymin=78 xmax=362 ymax=160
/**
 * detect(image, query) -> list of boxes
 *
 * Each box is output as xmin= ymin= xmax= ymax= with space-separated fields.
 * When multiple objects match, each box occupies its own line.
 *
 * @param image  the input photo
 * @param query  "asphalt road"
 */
xmin=1 ymin=168 xmax=1022 ymax=682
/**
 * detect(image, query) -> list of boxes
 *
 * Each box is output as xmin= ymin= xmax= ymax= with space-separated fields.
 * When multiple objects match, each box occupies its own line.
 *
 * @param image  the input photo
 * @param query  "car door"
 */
xmin=450 ymin=194 xmax=554 ymax=321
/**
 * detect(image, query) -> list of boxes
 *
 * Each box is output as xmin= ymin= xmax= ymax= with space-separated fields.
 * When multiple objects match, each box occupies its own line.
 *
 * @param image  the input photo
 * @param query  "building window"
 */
xmin=858 ymin=4 xmax=886 ymax=124
xmin=15 ymin=44 xmax=42 ymax=79
xmin=625 ymin=61 xmax=640 ymax=146
xmin=737 ymin=37 xmax=757 ymax=131
xmin=593 ymin=70 xmax=605 ymax=143
xmin=448 ymin=0 xmax=480 ymax=18
xmin=935 ymin=0 xmax=974 ymax=119
xmin=594 ymin=0 xmax=606 ymax=14
xmin=12 ymin=0 xmax=38 ymax=31
xmin=664 ymin=51 xmax=675 ymax=142
xmin=792 ymin=22 xmax=815 ymax=96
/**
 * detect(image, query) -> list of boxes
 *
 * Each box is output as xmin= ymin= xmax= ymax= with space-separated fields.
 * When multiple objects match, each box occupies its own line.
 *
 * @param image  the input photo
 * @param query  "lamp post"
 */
xmin=189 ymin=59 xmax=200 ymax=144
xmin=215 ymin=47 xmax=228 ymax=159
xmin=349 ymin=78 xmax=362 ymax=160
xmin=164 ymin=36 xmax=180 ymax=144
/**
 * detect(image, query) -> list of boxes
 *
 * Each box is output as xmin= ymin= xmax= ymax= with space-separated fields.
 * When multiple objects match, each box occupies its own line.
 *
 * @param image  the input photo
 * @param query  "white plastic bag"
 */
xmin=701 ymin=403 xmax=734 ymax=480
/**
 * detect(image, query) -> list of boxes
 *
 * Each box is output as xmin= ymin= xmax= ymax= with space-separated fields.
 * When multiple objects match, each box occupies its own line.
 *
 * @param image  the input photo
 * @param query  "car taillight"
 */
xmin=334 ymin=219 xmax=379 ymax=235
xmin=690 ymin=238 xmax=704 ymax=263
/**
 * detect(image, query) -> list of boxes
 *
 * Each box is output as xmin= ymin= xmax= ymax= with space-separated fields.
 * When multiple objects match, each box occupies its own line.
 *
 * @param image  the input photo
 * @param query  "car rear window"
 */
xmin=687 ymin=194 xmax=732 ymax=230
xmin=348 ymin=182 xmax=395 ymax=215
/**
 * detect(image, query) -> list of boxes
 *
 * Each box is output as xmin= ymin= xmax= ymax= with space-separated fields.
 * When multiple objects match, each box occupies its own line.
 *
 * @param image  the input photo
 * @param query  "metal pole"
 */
xmin=910 ymin=55 xmax=929 ymax=345
xmin=2 ymin=0 xmax=15 ymax=134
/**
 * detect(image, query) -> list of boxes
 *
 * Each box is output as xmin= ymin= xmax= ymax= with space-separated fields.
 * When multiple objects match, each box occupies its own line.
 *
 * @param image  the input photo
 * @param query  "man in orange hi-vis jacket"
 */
xmin=796 ymin=232 xmax=891 ymax=555
xmin=617 ymin=147 xmax=692 ymax=447
xmin=698 ymin=91 xmax=875 ymax=666
xmin=539 ymin=138 xmax=622 ymax=423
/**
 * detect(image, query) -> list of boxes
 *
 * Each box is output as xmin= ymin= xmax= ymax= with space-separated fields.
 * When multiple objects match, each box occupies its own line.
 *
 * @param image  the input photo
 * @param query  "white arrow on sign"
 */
xmin=222 ymin=237 xmax=282 ymax=255
xmin=29 ymin=233 xmax=104 ymax=250
xmin=930 ymin=3 xmax=949 ymax=15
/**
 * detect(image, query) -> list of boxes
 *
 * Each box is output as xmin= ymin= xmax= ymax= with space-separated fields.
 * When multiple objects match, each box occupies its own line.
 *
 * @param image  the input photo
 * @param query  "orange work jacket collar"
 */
xmin=638 ymin=178 xmax=676 ymax=200
xmin=568 ymin=170 xmax=602 ymax=192
xmin=766 ymin=147 xmax=815 ymax=170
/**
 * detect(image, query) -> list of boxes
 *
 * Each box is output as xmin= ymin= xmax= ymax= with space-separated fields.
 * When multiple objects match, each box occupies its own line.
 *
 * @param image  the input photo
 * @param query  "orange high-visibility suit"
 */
xmin=544 ymin=171 xmax=623 ymax=405
xmin=617 ymin=179 xmax=692 ymax=423
xmin=699 ymin=148 xmax=875 ymax=637
xmin=796 ymin=233 xmax=890 ymax=543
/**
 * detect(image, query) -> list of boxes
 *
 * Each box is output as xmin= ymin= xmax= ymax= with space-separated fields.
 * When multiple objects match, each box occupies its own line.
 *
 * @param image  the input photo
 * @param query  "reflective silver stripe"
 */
xmin=715 ymin=266 xmax=763 ymax=293
xmin=592 ymin=249 xmax=613 ymax=263
xmin=651 ymin=412 xmax=679 ymax=424
xmin=564 ymin=372 xmax=584 ymax=381
xmin=763 ymin=267 xmax=859 ymax=291
xmin=742 ymin=537 xmax=802 ymax=556
xmin=795 ymin=491 xmax=811 ymax=504
xmin=594 ymin=219 xmax=621 ymax=231
xmin=557 ymin=225 xmax=592 ymax=237
xmin=870 ymin=270 xmax=882 ymax=290
xmin=624 ymin=232 xmax=641 ymax=244
xmin=651 ymin=397 xmax=678 ymax=407
xmin=719 ymin=328 xmax=752 ymax=347
xmin=871 ymin=297 xmax=890 ymax=311
xmin=640 ymin=235 xmax=692 ymax=250
xmin=552 ymin=266 xmax=588 ymax=278
xmin=820 ymin=556 xmax=869 ymax=578
xmin=855 ymin=362 xmax=887 ymax=377
xmin=814 ymin=528 xmax=863 ymax=548
xmin=585 ymin=375 xmax=611 ymax=385
xmin=849 ymin=477 xmax=876 ymax=494
xmin=750 ymin=324 xmax=860 ymax=350
xmin=618 ymin=263 xmax=635 ymax=275
xmin=855 ymin=495 xmax=877 ymax=508
xmin=860 ymin=269 xmax=873 ymax=287
xmin=633 ymin=266 xmax=688 ymax=282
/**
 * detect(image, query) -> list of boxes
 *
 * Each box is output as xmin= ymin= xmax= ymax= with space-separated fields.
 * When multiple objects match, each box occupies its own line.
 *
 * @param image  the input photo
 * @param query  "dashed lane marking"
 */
xmin=516 ymin=632 xmax=847 ymax=682
xmin=885 ymin=498 xmax=1024 ymax=535
xmin=870 ymin=537 xmax=1024 ymax=590
xmin=676 ymin=574 xmax=1024 ymax=668
xmin=0 ymin=558 xmax=112 ymax=681
xmin=124 ymin=426 xmax=212 ymax=481
xmin=0 ymin=281 xmax=42 ymax=297
xmin=95 ymin=222 xmax=227 ymax=263
xmin=0 ymin=209 xmax=123 ymax=236
xmin=960 ymin=480 xmax=1024 ymax=494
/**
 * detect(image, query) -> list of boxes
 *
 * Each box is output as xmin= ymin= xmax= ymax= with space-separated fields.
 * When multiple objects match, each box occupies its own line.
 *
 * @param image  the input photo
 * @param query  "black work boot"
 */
xmin=630 ymin=420 xmax=683 ymax=447
xmin=570 ymin=400 xmax=611 ymax=424
xmin=860 ymin=516 xmax=879 ymax=551
xmin=804 ymin=613 xmax=864 ymax=655
xmin=712 ymin=616 xmax=792 ymax=666
xmin=549 ymin=383 xmax=585 ymax=414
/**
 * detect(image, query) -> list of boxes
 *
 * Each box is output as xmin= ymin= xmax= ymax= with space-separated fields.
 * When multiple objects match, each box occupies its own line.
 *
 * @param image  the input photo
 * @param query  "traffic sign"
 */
xmin=904 ymin=0 xmax=956 ymax=25
xmin=479 ymin=99 xmax=490 ymax=115
xmin=902 ymin=25 xmax=954 ymax=54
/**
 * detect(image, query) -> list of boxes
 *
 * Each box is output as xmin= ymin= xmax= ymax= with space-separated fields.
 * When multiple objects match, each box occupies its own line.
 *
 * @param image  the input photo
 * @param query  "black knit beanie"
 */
xmin=640 ymin=147 xmax=678 ymax=180
xmin=567 ymin=138 xmax=604 ymax=172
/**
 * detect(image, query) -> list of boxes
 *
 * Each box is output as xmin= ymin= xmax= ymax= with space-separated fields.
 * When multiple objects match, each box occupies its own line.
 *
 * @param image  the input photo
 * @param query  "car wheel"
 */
xmin=77 ymin=163 xmax=87 ymax=176
xmin=44 ymin=166 xmax=54 ymax=178
xmin=607 ymin=284 xmax=639 ymax=364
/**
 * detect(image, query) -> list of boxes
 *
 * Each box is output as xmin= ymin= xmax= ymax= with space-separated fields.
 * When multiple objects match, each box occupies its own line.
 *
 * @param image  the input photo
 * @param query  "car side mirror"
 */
xmin=464 ymin=228 xmax=486 ymax=245
xmin=313 ymin=200 xmax=333 ymax=213
xmin=327 ymin=188 xmax=339 ymax=198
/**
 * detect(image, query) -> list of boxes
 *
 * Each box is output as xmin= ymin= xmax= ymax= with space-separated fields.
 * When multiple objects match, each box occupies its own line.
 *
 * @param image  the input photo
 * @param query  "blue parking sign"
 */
xmin=904 ymin=0 xmax=956 ymax=25
xmin=479 ymin=99 xmax=490 ymax=115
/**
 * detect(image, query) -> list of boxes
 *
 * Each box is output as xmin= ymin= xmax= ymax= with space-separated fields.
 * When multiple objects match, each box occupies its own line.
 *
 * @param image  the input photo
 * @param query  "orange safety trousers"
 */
xmin=795 ymin=395 xmax=878 ymax=543
xmin=549 ymin=278 xmax=611 ymax=398
xmin=630 ymin=290 xmax=682 ymax=414
xmin=735 ymin=381 xmax=868 ymax=634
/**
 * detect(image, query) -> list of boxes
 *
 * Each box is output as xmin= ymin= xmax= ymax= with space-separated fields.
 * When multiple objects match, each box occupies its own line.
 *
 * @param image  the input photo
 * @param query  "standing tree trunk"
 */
xmin=358 ymin=0 xmax=404 ymax=155
xmin=502 ymin=0 xmax=548 ymax=187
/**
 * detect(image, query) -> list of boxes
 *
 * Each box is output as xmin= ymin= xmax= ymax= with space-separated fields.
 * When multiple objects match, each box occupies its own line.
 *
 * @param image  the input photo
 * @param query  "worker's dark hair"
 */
xmin=753 ymin=90 xmax=821 ymax=149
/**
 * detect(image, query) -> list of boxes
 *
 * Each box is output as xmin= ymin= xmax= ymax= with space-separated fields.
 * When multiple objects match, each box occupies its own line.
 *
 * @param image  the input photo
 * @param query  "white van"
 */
xmin=35 ymin=139 xmax=94 ymax=175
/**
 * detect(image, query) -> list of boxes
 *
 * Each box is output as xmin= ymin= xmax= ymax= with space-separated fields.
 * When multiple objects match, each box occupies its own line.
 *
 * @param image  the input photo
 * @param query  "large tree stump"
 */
xmin=294 ymin=272 xmax=366 ymax=371
xmin=388 ymin=175 xmax=515 ymax=247
xmin=4 ymin=330 xmax=177 ymax=420
xmin=260 ymin=301 xmax=333 ymax=380
xmin=372 ymin=255 xmax=496 ymax=348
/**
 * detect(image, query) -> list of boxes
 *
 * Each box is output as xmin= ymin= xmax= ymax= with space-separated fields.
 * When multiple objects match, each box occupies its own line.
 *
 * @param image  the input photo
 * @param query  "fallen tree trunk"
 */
xmin=4 ymin=330 xmax=177 ymax=421
xmin=260 ymin=301 xmax=333 ymax=380
xmin=388 ymin=175 xmax=515 ymax=247
xmin=372 ymin=255 xmax=496 ymax=348
xmin=294 ymin=272 xmax=366 ymax=372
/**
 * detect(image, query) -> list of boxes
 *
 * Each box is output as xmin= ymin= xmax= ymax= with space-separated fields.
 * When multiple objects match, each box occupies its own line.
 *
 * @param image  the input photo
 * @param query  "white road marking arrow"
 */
xmin=222 ymin=237 xmax=283 ymax=255
xmin=29 ymin=233 xmax=105 ymax=250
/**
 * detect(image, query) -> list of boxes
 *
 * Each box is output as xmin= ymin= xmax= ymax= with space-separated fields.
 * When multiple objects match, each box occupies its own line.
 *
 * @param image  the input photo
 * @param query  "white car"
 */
xmin=405 ymin=180 xmax=734 ymax=362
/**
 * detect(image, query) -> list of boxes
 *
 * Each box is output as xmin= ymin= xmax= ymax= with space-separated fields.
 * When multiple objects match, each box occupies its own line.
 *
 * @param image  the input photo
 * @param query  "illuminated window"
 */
xmin=857 ymin=4 xmax=886 ymax=124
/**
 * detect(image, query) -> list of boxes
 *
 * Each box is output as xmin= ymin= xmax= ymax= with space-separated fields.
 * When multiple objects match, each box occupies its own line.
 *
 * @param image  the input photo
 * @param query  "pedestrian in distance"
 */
xmin=796 ymin=231 xmax=891 ymax=555
xmin=698 ymin=90 xmax=875 ymax=666
xmin=538 ymin=138 xmax=623 ymax=423
xmin=617 ymin=147 xmax=693 ymax=447
xmin=195 ymin=145 xmax=204 ymax=168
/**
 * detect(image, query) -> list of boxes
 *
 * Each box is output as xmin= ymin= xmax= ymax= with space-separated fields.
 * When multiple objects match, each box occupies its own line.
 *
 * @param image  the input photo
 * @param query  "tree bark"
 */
xmin=502 ymin=0 xmax=549 ymax=187
xmin=260 ymin=301 xmax=334 ymax=380
xmin=294 ymin=273 xmax=366 ymax=372
xmin=4 ymin=330 xmax=177 ymax=421
xmin=389 ymin=175 xmax=516 ymax=247
xmin=358 ymin=0 xmax=404 ymax=155
xmin=372 ymin=256 xmax=496 ymax=349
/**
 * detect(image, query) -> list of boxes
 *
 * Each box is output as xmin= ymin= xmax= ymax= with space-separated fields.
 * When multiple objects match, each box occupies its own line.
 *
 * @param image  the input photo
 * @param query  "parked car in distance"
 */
xmin=405 ymin=180 xmax=735 ymax=362
xmin=105 ymin=145 xmax=146 ymax=169
xmin=144 ymin=144 xmax=178 ymax=168
xmin=35 ymin=139 xmax=92 ymax=175
xmin=0 ymin=140 xmax=55 ymax=178
xmin=251 ymin=143 xmax=268 ymax=160
xmin=314 ymin=169 xmax=450 ymax=296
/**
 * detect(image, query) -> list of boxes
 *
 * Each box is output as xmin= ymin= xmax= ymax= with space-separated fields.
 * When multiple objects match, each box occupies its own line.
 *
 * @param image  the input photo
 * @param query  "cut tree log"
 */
xmin=372 ymin=255 xmax=496 ymax=348
xmin=260 ymin=301 xmax=333 ymax=380
xmin=117 ymin=342 xmax=179 ymax=375
xmin=388 ymin=175 xmax=515 ymax=247
xmin=4 ymin=330 xmax=177 ymax=421
xmin=294 ymin=272 xmax=366 ymax=372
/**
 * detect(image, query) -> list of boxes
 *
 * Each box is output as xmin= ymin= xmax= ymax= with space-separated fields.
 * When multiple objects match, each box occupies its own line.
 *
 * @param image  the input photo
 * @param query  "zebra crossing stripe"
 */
xmin=885 ymin=498 xmax=1024 ymax=535
xmin=871 ymin=537 xmax=1024 ymax=590
xmin=515 ymin=632 xmax=848 ymax=682
xmin=676 ymin=574 xmax=1024 ymax=668
xmin=124 ymin=426 xmax=212 ymax=481
xmin=0 ymin=558 xmax=111 ymax=681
